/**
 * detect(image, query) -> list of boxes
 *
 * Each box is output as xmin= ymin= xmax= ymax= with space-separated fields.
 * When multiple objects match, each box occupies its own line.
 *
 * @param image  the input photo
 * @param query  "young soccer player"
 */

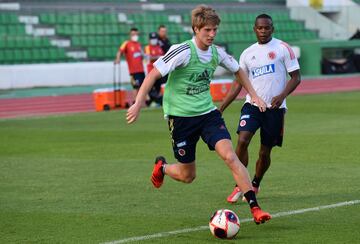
xmin=220 ymin=14 xmax=301 ymax=203
xmin=127 ymin=5 xmax=271 ymax=224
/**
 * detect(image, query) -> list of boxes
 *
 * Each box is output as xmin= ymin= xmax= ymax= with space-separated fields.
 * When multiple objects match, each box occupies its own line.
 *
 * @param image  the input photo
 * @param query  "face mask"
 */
xmin=131 ymin=35 xmax=139 ymax=42
xmin=150 ymin=39 xmax=158 ymax=45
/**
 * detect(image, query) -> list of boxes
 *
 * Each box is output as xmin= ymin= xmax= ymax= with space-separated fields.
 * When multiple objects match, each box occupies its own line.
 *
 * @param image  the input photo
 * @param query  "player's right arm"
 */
xmin=127 ymin=43 xmax=189 ymax=124
xmin=126 ymin=68 xmax=162 ymax=124
xmin=115 ymin=41 xmax=127 ymax=64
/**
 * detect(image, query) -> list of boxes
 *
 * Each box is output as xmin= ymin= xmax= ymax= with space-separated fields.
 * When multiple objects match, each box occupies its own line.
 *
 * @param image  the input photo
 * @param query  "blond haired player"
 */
xmin=127 ymin=6 xmax=272 ymax=224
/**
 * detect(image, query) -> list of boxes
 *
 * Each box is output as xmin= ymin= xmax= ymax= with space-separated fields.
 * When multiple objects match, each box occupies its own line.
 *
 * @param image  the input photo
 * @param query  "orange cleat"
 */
xmin=226 ymin=186 xmax=243 ymax=203
xmin=151 ymin=156 xmax=167 ymax=188
xmin=251 ymin=207 xmax=271 ymax=225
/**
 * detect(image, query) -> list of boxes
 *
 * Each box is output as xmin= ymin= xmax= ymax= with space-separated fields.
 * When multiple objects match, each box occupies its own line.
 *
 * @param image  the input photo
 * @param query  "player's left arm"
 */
xmin=271 ymin=69 xmax=301 ymax=109
xmin=271 ymin=42 xmax=301 ymax=109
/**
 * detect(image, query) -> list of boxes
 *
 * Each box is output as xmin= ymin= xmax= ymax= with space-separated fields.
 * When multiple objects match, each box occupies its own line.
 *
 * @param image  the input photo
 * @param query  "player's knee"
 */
xmin=237 ymin=137 xmax=250 ymax=149
xmin=258 ymin=149 xmax=271 ymax=162
xmin=223 ymin=152 xmax=239 ymax=168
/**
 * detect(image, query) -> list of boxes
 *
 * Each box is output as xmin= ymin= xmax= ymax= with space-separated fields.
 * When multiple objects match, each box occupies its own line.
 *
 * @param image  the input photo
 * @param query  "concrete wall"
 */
xmin=287 ymin=0 xmax=349 ymax=40
xmin=0 ymin=61 xmax=229 ymax=90
xmin=0 ymin=61 xmax=130 ymax=90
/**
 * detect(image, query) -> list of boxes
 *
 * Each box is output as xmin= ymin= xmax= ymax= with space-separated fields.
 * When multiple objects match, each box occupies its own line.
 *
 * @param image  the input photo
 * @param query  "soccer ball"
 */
xmin=209 ymin=209 xmax=240 ymax=239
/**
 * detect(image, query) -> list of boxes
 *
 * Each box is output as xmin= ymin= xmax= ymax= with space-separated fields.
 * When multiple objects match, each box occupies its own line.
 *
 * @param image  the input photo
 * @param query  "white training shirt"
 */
xmin=239 ymin=37 xmax=300 ymax=109
xmin=154 ymin=38 xmax=239 ymax=77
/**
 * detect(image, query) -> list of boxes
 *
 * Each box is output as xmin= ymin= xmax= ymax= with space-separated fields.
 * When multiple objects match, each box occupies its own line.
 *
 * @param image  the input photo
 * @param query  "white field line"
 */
xmin=101 ymin=200 xmax=360 ymax=244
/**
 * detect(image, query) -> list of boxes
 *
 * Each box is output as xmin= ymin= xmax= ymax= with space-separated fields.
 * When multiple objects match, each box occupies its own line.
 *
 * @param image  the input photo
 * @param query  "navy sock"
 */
xmin=252 ymin=175 xmax=262 ymax=188
xmin=244 ymin=190 xmax=259 ymax=209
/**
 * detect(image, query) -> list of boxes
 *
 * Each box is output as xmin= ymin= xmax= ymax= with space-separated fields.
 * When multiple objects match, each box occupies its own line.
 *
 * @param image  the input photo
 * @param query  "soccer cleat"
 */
xmin=242 ymin=186 xmax=260 ymax=202
xmin=227 ymin=186 xmax=243 ymax=203
xmin=151 ymin=156 xmax=167 ymax=188
xmin=251 ymin=207 xmax=271 ymax=225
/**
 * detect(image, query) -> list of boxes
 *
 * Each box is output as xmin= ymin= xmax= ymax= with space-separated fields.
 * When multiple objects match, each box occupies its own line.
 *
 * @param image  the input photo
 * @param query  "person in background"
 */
xmin=144 ymin=32 xmax=164 ymax=106
xmin=220 ymin=14 xmax=301 ymax=204
xmin=115 ymin=27 xmax=146 ymax=97
xmin=157 ymin=24 xmax=171 ymax=53
xmin=157 ymin=25 xmax=172 ymax=85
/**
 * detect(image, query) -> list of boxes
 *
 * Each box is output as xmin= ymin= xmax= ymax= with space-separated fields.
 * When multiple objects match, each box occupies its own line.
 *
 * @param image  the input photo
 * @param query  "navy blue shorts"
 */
xmin=130 ymin=72 xmax=145 ymax=89
xmin=168 ymin=110 xmax=231 ymax=163
xmin=237 ymin=103 xmax=285 ymax=147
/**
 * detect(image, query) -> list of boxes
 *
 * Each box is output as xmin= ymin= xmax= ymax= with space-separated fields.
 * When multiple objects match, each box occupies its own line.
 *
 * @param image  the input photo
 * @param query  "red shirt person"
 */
xmin=115 ymin=28 xmax=145 ymax=90
xmin=143 ymin=32 xmax=164 ymax=106
xmin=144 ymin=32 xmax=164 ymax=74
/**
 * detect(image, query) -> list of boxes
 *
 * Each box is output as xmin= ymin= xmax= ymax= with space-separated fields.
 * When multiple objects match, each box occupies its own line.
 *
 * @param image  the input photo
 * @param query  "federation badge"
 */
xmin=178 ymin=149 xmax=186 ymax=156
xmin=268 ymin=51 xmax=276 ymax=60
xmin=240 ymin=120 xmax=246 ymax=127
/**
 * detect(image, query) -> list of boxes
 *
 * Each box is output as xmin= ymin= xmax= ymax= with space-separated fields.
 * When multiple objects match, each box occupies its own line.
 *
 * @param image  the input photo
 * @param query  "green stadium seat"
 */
xmin=3 ymin=50 xmax=13 ymax=63
xmin=31 ymin=49 xmax=42 ymax=61
xmin=0 ymin=51 xmax=4 ymax=63
xmin=0 ymin=14 xmax=18 ymax=24
xmin=22 ymin=49 xmax=32 ymax=62
xmin=0 ymin=6 xmax=319 ymax=64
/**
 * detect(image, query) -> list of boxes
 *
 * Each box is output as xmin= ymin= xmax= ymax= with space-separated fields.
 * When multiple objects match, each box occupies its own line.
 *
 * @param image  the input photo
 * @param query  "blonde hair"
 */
xmin=191 ymin=5 xmax=221 ymax=32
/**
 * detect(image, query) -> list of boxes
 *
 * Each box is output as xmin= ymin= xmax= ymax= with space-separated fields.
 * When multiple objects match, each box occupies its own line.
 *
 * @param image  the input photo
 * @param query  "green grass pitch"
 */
xmin=0 ymin=91 xmax=359 ymax=243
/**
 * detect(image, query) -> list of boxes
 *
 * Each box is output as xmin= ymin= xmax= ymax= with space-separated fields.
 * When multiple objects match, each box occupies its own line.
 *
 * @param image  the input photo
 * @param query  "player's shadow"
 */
xmin=233 ymin=224 xmax=297 ymax=241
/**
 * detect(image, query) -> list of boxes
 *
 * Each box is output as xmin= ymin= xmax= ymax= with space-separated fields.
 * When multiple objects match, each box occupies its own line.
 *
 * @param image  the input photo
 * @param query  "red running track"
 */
xmin=0 ymin=93 xmax=94 ymax=119
xmin=0 ymin=75 xmax=359 ymax=119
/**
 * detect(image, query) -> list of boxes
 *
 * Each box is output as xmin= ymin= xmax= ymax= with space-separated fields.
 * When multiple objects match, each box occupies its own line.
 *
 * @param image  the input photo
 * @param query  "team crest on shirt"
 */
xmin=268 ymin=51 xmax=276 ymax=60
xmin=178 ymin=149 xmax=186 ymax=156
xmin=240 ymin=120 xmax=246 ymax=127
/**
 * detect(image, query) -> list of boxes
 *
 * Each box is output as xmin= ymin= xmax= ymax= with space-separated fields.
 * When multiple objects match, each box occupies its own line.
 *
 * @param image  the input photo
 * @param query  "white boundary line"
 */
xmin=101 ymin=200 xmax=360 ymax=244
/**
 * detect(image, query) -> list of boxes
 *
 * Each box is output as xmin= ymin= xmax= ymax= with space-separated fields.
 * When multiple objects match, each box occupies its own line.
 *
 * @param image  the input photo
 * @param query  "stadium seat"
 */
xmin=0 ymin=2 xmax=319 ymax=64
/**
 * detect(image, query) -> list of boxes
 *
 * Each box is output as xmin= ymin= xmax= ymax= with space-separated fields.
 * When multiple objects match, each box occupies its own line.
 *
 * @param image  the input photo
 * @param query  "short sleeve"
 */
xmin=144 ymin=45 xmax=150 ymax=55
xmin=119 ymin=41 xmax=128 ymax=53
xmin=280 ymin=41 xmax=300 ymax=73
xmin=153 ymin=43 xmax=190 ymax=77
xmin=239 ymin=51 xmax=247 ymax=71
xmin=217 ymin=46 xmax=240 ymax=73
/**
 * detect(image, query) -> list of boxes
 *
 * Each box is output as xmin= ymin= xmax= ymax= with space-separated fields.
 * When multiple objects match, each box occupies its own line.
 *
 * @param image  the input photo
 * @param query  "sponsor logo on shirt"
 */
xmin=240 ymin=115 xmax=250 ymax=119
xmin=186 ymin=84 xmax=209 ymax=95
xmin=251 ymin=64 xmax=275 ymax=78
xmin=133 ymin=52 xmax=142 ymax=58
xmin=190 ymin=69 xmax=212 ymax=84
xmin=186 ymin=69 xmax=212 ymax=95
